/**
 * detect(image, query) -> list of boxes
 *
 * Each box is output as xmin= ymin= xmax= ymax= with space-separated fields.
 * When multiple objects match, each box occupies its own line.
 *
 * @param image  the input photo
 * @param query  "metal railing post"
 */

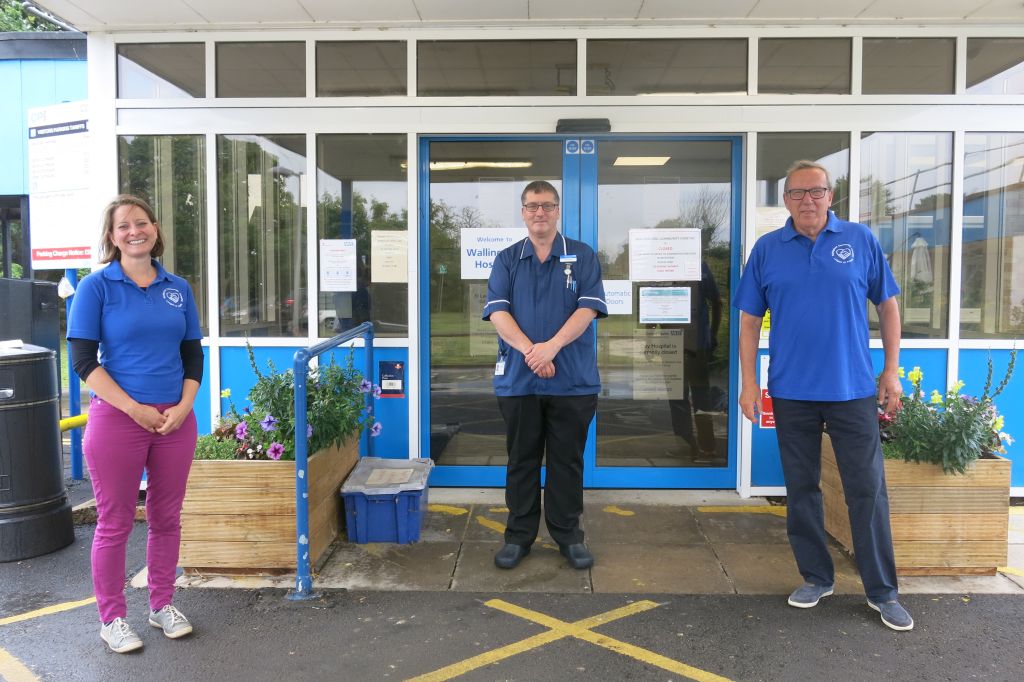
xmin=288 ymin=322 xmax=374 ymax=601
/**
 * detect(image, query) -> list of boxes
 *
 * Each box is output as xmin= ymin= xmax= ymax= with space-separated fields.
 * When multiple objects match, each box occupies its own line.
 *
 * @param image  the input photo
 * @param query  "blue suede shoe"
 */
xmin=868 ymin=599 xmax=914 ymax=631
xmin=787 ymin=583 xmax=834 ymax=608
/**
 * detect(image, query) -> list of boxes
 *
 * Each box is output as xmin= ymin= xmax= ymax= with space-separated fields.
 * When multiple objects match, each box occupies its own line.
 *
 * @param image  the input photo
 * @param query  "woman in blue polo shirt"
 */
xmin=68 ymin=195 xmax=203 ymax=653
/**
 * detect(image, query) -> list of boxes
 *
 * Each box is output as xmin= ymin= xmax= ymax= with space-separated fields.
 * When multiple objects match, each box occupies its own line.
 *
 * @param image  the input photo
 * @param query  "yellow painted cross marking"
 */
xmin=407 ymin=599 xmax=733 ymax=682
xmin=697 ymin=505 xmax=786 ymax=518
xmin=487 ymin=507 xmax=509 ymax=513
xmin=0 ymin=596 xmax=96 ymax=682
xmin=475 ymin=515 xmax=506 ymax=534
xmin=0 ymin=647 xmax=39 ymax=682
xmin=427 ymin=504 xmax=469 ymax=516
xmin=0 ymin=597 xmax=96 ymax=627
xmin=603 ymin=505 xmax=635 ymax=516
xmin=998 ymin=566 xmax=1024 ymax=578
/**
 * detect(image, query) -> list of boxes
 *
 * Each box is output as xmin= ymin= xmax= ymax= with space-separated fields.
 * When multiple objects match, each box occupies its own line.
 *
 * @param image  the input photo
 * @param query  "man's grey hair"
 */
xmin=784 ymin=160 xmax=833 ymax=189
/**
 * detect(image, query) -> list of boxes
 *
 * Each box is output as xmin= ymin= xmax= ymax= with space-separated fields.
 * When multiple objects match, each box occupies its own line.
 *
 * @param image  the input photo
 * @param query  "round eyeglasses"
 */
xmin=784 ymin=187 xmax=830 ymax=200
xmin=522 ymin=202 xmax=559 ymax=213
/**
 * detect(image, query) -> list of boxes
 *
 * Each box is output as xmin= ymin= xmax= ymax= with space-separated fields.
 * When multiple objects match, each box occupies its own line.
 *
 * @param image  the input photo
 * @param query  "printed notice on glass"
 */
xmin=371 ymin=230 xmax=407 ymax=283
xmin=603 ymin=280 xmax=633 ymax=315
xmin=319 ymin=239 xmax=357 ymax=292
xmin=638 ymin=287 xmax=691 ymax=324
xmin=461 ymin=228 xmax=527 ymax=279
xmin=632 ymin=329 xmax=685 ymax=400
xmin=27 ymin=100 xmax=93 ymax=268
xmin=629 ymin=228 xmax=700 ymax=281
xmin=755 ymin=206 xmax=791 ymax=241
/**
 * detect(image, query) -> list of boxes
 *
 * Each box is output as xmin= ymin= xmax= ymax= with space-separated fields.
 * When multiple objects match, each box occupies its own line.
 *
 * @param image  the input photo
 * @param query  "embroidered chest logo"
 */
xmin=831 ymin=244 xmax=855 ymax=264
xmin=162 ymin=288 xmax=184 ymax=308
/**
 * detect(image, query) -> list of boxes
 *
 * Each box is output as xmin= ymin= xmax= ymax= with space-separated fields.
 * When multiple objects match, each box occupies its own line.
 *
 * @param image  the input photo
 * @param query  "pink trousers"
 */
xmin=83 ymin=397 xmax=195 ymax=623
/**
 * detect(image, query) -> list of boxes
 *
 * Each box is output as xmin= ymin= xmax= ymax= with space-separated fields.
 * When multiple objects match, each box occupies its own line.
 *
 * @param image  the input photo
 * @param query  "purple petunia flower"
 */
xmin=359 ymin=379 xmax=372 ymax=393
xmin=370 ymin=421 xmax=382 ymax=437
xmin=267 ymin=442 xmax=285 ymax=460
xmin=372 ymin=384 xmax=382 ymax=399
xmin=260 ymin=414 xmax=279 ymax=432
xmin=235 ymin=421 xmax=248 ymax=440
xmin=306 ymin=424 xmax=313 ymax=439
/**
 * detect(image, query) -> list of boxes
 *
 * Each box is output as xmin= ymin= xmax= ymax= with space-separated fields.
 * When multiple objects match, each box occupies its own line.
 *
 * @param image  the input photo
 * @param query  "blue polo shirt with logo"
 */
xmin=733 ymin=211 xmax=900 ymax=401
xmin=483 ymin=233 xmax=607 ymax=397
xmin=68 ymin=259 xmax=202 ymax=404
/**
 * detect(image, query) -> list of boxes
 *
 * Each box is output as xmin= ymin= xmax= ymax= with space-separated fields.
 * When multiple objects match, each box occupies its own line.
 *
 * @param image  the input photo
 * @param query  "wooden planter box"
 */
xmin=821 ymin=433 xmax=1010 ymax=576
xmin=179 ymin=436 xmax=359 ymax=572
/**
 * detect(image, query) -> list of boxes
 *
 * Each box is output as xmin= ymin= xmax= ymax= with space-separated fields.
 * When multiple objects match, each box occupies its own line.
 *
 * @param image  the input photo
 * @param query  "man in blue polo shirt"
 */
xmin=734 ymin=160 xmax=913 ymax=631
xmin=483 ymin=180 xmax=607 ymax=570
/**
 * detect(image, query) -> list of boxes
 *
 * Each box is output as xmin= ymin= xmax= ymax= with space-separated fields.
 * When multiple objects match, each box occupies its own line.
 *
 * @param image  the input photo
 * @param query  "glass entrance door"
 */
xmin=422 ymin=136 xmax=740 ymax=488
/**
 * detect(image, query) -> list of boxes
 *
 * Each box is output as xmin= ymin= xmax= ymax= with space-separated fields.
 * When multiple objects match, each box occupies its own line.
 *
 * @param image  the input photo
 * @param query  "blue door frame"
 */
xmin=421 ymin=135 xmax=743 ymax=488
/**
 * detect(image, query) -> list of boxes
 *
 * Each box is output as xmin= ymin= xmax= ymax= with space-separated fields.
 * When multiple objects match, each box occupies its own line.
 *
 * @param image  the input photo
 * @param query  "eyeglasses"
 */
xmin=784 ymin=187 xmax=830 ymax=200
xmin=523 ymin=202 xmax=559 ymax=213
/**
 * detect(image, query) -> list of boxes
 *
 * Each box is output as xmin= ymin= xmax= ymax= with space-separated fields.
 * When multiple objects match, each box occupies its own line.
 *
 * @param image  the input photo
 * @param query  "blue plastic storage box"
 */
xmin=340 ymin=457 xmax=433 ymax=544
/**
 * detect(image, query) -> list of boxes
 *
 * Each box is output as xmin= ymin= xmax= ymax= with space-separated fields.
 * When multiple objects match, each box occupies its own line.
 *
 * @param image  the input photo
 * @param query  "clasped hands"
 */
xmin=524 ymin=340 xmax=559 ymax=379
xmin=127 ymin=402 xmax=190 ymax=435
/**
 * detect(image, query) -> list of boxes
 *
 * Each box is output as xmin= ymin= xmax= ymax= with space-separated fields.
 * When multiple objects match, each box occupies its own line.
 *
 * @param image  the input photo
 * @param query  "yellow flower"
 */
xmin=907 ymin=367 xmax=924 ymax=385
xmin=952 ymin=380 xmax=965 ymax=394
xmin=993 ymin=415 xmax=1005 ymax=431
xmin=220 ymin=388 xmax=232 ymax=398
xmin=930 ymin=390 xmax=943 ymax=404
xmin=897 ymin=367 xmax=905 ymax=378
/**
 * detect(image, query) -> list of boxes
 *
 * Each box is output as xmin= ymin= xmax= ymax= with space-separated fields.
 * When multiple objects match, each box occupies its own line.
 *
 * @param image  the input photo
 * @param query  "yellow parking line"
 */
xmin=0 ymin=597 xmax=96 ymax=627
xmin=475 ymin=515 xmax=506 ymax=534
xmin=0 ymin=646 xmax=39 ymax=681
xmin=603 ymin=505 xmax=635 ymax=516
xmin=427 ymin=504 xmax=469 ymax=516
xmin=408 ymin=599 xmax=733 ymax=682
xmin=998 ymin=566 xmax=1024 ymax=577
xmin=697 ymin=506 xmax=786 ymax=518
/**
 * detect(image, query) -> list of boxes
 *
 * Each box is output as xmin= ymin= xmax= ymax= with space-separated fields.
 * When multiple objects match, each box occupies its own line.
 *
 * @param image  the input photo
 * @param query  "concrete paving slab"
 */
xmin=420 ymin=502 xmax=471 ymax=542
xmin=315 ymin=541 xmax=461 ymax=591
xmin=899 ymin=573 xmax=1024 ymax=594
xmin=459 ymin=504 xmax=561 ymax=543
xmin=584 ymin=504 xmax=704 ymax=545
xmin=694 ymin=508 xmax=790 ymax=545
xmin=714 ymin=543 xmax=864 ymax=595
xmin=450 ymin=541 xmax=591 ymax=593
xmin=589 ymin=543 xmax=734 ymax=594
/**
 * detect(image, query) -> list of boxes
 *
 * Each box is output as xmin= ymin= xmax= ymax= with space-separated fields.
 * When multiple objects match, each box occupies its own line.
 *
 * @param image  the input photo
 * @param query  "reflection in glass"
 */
xmin=216 ymin=42 xmax=305 ymax=98
xmin=316 ymin=134 xmax=408 ymax=338
xmin=117 ymin=43 xmax=205 ymax=98
xmin=316 ymin=42 xmax=407 ymax=96
xmin=118 ymin=135 xmax=208 ymax=333
xmin=967 ymin=38 xmax=1024 ymax=94
xmin=418 ymin=40 xmax=576 ymax=96
xmin=217 ymin=135 xmax=306 ymax=337
xmin=596 ymin=140 xmax=733 ymax=468
xmin=860 ymin=132 xmax=952 ymax=339
xmin=758 ymin=39 xmax=850 ymax=94
xmin=587 ymin=39 xmax=746 ymax=95
xmin=756 ymin=133 xmax=850 ymax=226
xmin=427 ymin=141 xmax=562 ymax=466
xmin=961 ymin=133 xmax=1024 ymax=338
xmin=862 ymin=38 xmax=954 ymax=94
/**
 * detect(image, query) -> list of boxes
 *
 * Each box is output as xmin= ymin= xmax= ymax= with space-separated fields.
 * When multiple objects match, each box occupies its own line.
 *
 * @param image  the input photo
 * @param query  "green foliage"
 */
xmin=195 ymin=342 xmax=380 ymax=460
xmin=1 ymin=0 xmax=61 ymax=31
xmin=880 ymin=350 xmax=1016 ymax=474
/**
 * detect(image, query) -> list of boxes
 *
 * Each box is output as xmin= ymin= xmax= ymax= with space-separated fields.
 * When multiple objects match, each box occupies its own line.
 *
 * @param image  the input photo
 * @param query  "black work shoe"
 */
xmin=494 ymin=543 xmax=530 ymax=569
xmin=559 ymin=542 xmax=594 ymax=569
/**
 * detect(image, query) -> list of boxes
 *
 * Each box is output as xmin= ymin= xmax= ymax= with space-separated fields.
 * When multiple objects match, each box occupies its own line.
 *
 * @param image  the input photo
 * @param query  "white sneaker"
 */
xmin=148 ymin=604 xmax=193 ymax=639
xmin=100 ymin=617 xmax=144 ymax=653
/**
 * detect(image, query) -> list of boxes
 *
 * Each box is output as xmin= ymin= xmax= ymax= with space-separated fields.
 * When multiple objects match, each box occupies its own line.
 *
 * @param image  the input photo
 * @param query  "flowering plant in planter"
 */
xmin=879 ymin=350 xmax=1016 ymax=475
xmin=195 ymin=345 xmax=381 ymax=461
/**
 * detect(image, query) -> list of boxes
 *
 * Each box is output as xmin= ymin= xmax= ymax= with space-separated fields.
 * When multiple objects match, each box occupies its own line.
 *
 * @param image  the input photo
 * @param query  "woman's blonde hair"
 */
xmin=98 ymin=194 xmax=164 ymax=264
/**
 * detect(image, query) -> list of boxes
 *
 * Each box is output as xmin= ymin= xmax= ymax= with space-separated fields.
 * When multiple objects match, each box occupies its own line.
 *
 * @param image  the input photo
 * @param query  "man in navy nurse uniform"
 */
xmin=483 ymin=180 xmax=607 ymax=570
xmin=734 ymin=160 xmax=913 ymax=631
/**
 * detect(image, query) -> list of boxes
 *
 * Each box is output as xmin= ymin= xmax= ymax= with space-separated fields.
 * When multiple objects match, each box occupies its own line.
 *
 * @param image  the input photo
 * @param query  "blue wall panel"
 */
xmin=193 ymin=345 xmax=212 ymax=434
xmin=959 ymin=349 xmax=1021 ymax=487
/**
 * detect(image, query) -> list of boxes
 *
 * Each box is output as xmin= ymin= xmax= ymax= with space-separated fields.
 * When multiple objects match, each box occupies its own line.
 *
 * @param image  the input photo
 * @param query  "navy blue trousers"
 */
xmin=773 ymin=396 xmax=898 ymax=603
xmin=497 ymin=394 xmax=597 ymax=548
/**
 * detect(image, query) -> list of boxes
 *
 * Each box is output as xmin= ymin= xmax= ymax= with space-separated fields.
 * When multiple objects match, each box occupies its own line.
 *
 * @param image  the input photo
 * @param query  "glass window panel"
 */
xmin=217 ymin=134 xmax=307 ymax=337
xmin=862 ymin=38 xmax=954 ymax=94
xmin=117 ymin=43 xmax=205 ymax=99
xmin=961 ymin=133 xmax=1024 ymax=338
xmin=758 ymin=38 xmax=850 ymax=94
xmin=118 ymin=135 xmax=208 ymax=334
xmin=967 ymin=38 xmax=1024 ymax=94
xmin=316 ymin=134 xmax=408 ymax=338
xmin=596 ymin=140 xmax=734 ymax=467
xmin=418 ymin=40 xmax=576 ymax=96
xmin=216 ymin=42 xmax=305 ymax=98
xmin=316 ymin=41 xmax=407 ymax=96
xmin=587 ymin=39 xmax=746 ymax=95
xmin=427 ymin=140 xmax=563 ymax=466
xmin=756 ymin=133 xmax=850 ymax=226
xmin=860 ymin=132 xmax=952 ymax=339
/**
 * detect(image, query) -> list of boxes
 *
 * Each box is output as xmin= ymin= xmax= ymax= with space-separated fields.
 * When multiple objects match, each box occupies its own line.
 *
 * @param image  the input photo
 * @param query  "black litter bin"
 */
xmin=0 ymin=343 xmax=74 ymax=561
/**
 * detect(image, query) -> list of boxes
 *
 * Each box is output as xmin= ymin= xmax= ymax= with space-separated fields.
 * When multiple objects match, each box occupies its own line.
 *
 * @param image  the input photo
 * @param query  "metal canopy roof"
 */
xmin=31 ymin=1 xmax=1024 ymax=33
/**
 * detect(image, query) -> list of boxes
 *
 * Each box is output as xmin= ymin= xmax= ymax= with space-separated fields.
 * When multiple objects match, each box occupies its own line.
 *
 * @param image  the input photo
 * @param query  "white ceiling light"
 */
xmin=613 ymin=157 xmax=671 ymax=166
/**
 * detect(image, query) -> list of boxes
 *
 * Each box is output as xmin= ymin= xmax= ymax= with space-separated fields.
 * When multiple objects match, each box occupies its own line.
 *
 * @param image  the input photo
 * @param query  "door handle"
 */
xmin=0 ymin=388 xmax=13 ymax=400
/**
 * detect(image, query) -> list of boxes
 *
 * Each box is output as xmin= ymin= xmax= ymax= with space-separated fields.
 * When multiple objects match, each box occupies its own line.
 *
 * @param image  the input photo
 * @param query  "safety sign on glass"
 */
xmin=565 ymin=140 xmax=580 ymax=154
xmin=581 ymin=140 xmax=595 ymax=154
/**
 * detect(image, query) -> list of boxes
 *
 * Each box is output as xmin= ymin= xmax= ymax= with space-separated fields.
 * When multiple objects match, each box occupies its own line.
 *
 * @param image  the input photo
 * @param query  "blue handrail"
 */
xmin=288 ymin=321 xmax=374 ymax=600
